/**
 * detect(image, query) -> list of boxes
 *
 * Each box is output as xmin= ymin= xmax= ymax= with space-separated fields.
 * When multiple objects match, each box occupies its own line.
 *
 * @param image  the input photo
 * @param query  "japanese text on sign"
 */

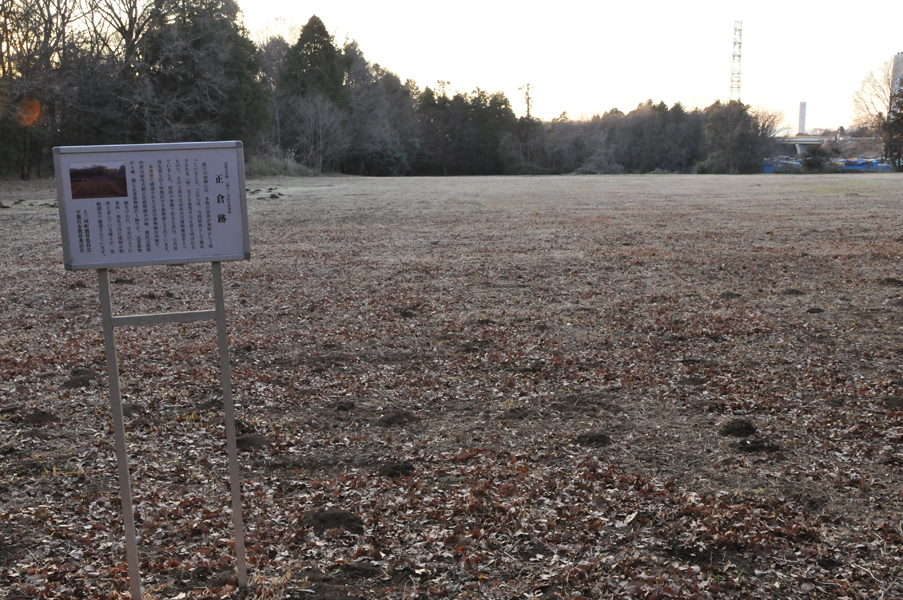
xmin=55 ymin=142 xmax=250 ymax=270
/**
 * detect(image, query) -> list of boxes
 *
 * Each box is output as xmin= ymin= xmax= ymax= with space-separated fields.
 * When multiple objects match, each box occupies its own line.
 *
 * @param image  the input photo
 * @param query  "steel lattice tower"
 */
xmin=730 ymin=21 xmax=742 ymax=102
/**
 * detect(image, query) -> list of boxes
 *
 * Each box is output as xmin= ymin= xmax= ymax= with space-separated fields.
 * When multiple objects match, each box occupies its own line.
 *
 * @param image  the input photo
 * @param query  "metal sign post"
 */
xmin=97 ymin=269 xmax=142 ymax=599
xmin=97 ymin=264 xmax=248 ymax=598
xmin=54 ymin=142 xmax=252 ymax=598
xmin=212 ymin=261 xmax=250 ymax=589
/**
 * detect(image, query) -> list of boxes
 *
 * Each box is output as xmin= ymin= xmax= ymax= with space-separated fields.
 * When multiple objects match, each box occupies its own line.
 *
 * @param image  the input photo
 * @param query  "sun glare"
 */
xmin=16 ymin=98 xmax=42 ymax=126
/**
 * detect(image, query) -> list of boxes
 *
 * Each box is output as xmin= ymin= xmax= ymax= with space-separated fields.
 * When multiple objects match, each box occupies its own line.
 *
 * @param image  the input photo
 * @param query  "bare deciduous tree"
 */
xmin=751 ymin=104 xmax=786 ymax=158
xmin=81 ymin=0 xmax=154 ymax=65
xmin=340 ymin=41 xmax=418 ymax=175
xmin=852 ymin=58 xmax=903 ymax=165
xmin=286 ymin=93 xmax=349 ymax=173
xmin=852 ymin=59 xmax=899 ymax=129
xmin=0 ymin=0 xmax=79 ymax=177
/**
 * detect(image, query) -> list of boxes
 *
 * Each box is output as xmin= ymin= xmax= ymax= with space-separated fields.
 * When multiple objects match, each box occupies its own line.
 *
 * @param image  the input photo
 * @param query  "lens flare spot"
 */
xmin=16 ymin=98 xmax=42 ymax=126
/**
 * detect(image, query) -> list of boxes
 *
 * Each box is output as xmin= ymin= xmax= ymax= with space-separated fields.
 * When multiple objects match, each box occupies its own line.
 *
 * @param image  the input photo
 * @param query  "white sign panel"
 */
xmin=54 ymin=141 xmax=250 ymax=270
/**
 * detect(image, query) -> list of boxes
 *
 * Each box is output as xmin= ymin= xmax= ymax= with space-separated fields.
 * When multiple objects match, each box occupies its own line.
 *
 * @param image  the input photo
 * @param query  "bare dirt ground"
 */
xmin=2 ymin=174 xmax=903 ymax=599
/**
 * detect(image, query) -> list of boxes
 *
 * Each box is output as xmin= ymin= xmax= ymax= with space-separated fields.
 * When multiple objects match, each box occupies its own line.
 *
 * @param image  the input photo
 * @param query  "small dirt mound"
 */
xmin=302 ymin=509 xmax=364 ymax=535
xmin=121 ymin=403 xmax=143 ymax=418
xmin=574 ymin=432 xmax=612 ymax=447
xmin=61 ymin=368 xmax=97 ymax=389
xmin=720 ymin=418 xmax=756 ymax=437
xmin=378 ymin=461 xmax=415 ymax=478
xmin=235 ymin=433 xmax=272 ymax=449
xmin=332 ymin=400 xmax=355 ymax=412
xmin=396 ymin=306 xmax=420 ymax=318
xmin=377 ymin=410 xmax=415 ymax=426
xmin=0 ymin=442 xmax=21 ymax=455
xmin=60 ymin=376 xmax=92 ymax=389
xmin=336 ymin=562 xmax=381 ymax=580
xmin=22 ymin=429 xmax=50 ymax=439
xmin=22 ymin=410 xmax=60 ymax=426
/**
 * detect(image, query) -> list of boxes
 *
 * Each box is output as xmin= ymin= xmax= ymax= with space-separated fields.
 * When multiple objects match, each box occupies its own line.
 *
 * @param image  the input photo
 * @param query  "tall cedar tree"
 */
xmin=281 ymin=15 xmax=347 ymax=108
xmin=697 ymin=100 xmax=763 ymax=174
xmin=141 ymin=0 xmax=268 ymax=144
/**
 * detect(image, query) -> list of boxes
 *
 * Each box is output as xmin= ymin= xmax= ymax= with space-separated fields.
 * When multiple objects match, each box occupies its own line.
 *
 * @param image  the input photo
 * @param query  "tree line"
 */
xmin=1 ymin=1 xmax=784 ymax=179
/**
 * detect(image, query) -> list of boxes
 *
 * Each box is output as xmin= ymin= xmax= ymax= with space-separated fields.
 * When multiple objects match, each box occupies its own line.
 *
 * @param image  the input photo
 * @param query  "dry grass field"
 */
xmin=2 ymin=174 xmax=903 ymax=599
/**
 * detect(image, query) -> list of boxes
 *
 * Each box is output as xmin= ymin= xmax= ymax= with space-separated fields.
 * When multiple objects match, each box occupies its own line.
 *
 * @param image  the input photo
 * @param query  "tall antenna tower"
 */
xmin=730 ymin=21 xmax=742 ymax=102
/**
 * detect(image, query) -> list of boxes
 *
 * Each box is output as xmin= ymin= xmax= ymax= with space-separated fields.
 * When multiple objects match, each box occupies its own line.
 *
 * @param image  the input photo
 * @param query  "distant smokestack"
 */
xmin=798 ymin=102 xmax=807 ymax=135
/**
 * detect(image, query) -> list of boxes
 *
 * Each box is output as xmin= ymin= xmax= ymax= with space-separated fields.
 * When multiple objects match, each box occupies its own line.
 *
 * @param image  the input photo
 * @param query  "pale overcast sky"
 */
xmin=239 ymin=1 xmax=903 ymax=133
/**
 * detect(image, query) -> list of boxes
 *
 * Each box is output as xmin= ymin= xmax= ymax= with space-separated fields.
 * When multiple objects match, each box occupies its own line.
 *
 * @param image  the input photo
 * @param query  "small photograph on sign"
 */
xmin=69 ymin=162 xmax=128 ymax=200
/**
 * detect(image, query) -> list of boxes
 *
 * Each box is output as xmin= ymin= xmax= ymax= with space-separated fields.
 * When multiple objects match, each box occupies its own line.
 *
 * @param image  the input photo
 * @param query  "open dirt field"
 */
xmin=2 ymin=174 xmax=903 ymax=599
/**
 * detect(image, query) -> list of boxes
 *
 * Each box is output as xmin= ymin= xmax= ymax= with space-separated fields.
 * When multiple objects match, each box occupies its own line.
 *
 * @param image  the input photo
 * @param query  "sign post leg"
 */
xmin=212 ymin=262 xmax=248 ymax=588
xmin=98 ymin=269 xmax=143 ymax=600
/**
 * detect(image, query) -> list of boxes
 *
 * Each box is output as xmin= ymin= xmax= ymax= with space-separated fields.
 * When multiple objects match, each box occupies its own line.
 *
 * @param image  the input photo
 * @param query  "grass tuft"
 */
xmin=245 ymin=151 xmax=315 ymax=178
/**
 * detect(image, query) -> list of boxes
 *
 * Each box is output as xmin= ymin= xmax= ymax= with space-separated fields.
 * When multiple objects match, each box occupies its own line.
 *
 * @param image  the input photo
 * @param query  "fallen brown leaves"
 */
xmin=2 ymin=175 xmax=903 ymax=599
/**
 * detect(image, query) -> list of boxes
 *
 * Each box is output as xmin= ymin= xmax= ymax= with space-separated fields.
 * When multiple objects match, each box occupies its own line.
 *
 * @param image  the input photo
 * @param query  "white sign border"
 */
xmin=54 ymin=141 xmax=251 ymax=270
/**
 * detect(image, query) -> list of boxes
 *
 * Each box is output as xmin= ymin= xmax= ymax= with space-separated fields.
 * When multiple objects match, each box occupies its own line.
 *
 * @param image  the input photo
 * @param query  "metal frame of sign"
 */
xmin=54 ymin=142 xmax=251 ymax=599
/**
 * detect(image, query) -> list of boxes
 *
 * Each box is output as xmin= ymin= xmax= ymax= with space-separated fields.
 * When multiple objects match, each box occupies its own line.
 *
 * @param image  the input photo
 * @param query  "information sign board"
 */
xmin=54 ymin=141 xmax=250 ymax=270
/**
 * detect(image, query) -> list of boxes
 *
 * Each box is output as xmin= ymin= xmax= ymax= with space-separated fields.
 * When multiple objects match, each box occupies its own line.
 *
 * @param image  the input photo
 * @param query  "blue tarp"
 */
xmin=834 ymin=158 xmax=891 ymax=172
